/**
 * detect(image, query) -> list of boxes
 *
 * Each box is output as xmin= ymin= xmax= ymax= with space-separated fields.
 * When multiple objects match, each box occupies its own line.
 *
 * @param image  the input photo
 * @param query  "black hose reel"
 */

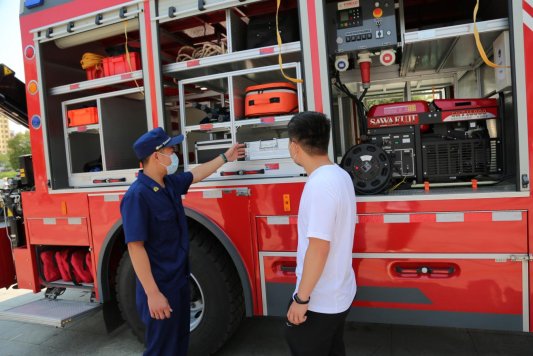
xmin=340 ymin=143 xmax=392 ymax=195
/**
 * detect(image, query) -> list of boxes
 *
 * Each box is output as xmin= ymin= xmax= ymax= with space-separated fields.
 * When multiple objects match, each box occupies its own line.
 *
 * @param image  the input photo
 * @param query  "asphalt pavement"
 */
xmin=1 ymin=287 xmax=533 ymax=355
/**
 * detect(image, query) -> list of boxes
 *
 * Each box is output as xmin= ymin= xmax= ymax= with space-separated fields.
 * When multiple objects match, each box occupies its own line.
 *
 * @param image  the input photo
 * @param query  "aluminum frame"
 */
xmin=178 ymin=62 xmax=302 ymax=173
xmin=31 ymin=1 xmax=142 ymax=43
xmin=163 ymin=42 xmax=302 ymax=75
xmin=32 ymin=1 xmax=152 ymax=191
xmin=404 ymin=18 xmax=509 ymax=44
xmin=153 ymin=0 xmax=264 ymax=23
xmin=61 ymin=87 xmax=144 ymax=187
xmin=510 ymin=0 xmax=530 ymax=192
xmin=49 ymin=70 xmax=144 ymax=96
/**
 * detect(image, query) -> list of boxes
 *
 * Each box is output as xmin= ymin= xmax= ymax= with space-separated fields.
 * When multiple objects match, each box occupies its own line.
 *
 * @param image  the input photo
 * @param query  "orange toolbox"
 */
xmin=244 ymin=82 xmax=298 ymax=117
xmin=103 ymin=52 xmax=141 ymax=76
xmin=67 ymin=107 xmax=99 ymax=127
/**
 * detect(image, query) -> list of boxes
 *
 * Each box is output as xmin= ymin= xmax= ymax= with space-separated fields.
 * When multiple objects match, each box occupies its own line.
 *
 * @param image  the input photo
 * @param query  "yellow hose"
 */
xmin=80 ymin=53 xmax=104 ymax=69
xmin=276 ymin=0 xmax=303 ymax=84
xmin=473 ymin=0 xmax=510 ymax=69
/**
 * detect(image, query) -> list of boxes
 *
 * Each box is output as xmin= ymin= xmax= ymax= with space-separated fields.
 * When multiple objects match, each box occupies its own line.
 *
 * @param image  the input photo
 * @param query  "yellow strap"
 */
xmin=473 ymin=0 xmax=510 ymax=69
xmin=124 ymin=20 xmax=145 ymax=96
xmin=277 ymin=0 xmax=303 ymax=83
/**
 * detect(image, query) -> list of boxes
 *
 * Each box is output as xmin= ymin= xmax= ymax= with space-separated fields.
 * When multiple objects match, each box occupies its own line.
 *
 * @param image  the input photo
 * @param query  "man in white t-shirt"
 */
xmin=284 ymin=111 xmax=357 ymax=356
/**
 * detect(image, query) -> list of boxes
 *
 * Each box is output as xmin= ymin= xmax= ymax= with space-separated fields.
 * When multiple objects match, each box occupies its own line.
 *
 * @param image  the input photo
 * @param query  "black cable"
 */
xmin=334 ymin=71 xmax=369 ymax=137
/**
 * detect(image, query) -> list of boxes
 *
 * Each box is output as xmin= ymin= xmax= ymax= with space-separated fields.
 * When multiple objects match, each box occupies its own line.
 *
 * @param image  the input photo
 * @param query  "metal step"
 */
xmin=0 ymin=298 xmax=101 ymax=327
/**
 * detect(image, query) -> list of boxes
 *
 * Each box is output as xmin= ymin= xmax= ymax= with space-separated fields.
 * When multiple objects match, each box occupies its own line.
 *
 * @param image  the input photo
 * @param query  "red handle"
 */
xmin=393 ymin=263 xmax=458 ymax=279
xmin=220 ymin=169 xmax=265 ymax=176
xmin=93 ymin=177 xmax=126 ymax=184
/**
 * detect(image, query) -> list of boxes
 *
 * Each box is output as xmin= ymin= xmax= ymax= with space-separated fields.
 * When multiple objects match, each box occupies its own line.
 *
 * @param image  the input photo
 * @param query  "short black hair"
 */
xmin=287 ymin=111 xmax=330 ymax=155
xmin=140 ymin=155 xmax=151 ymax=167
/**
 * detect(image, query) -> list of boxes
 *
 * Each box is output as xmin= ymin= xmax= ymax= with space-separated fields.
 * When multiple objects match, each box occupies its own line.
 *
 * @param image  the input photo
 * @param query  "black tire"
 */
xmin=188 ymin=225 xmax=244 ymax=355
xmin=115 ymin=225 xmax=245 ymax=355
xmin=116 ymin=250 xmax=144 ymax=343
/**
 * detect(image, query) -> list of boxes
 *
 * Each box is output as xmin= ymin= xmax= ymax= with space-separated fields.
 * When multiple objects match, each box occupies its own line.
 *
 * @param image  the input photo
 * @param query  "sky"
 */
xmin=0 ymin=1 xmax=24 ymax=81
xmin=0 ymin=0 xmax=30 ymax=133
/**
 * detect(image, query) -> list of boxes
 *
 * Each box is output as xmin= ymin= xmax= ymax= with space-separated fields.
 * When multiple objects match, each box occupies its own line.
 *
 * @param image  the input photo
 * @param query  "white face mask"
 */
xmin=158 ymin=152 xmax=179 ymax=175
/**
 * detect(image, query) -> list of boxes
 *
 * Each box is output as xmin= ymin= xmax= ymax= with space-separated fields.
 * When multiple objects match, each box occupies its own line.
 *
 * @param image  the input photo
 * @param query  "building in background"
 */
xmin=0 ymin=114 xmax=14 ymax=155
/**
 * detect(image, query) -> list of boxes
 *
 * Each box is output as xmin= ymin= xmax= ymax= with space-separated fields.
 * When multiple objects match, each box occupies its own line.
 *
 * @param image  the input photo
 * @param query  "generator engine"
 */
xmin=341 ymin=99 xmax=503 ymax=194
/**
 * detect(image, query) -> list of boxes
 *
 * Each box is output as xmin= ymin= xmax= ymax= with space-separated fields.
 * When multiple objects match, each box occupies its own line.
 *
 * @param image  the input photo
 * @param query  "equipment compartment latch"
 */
xmin=522 ymin=174 xmax=529 ymax=188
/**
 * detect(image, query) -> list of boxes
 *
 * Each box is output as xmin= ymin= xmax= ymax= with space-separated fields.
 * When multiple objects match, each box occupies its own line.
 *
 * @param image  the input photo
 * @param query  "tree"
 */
xmin=7 ymin=131 xmax=30 ymax=170
xmin=0 ymin=153 xmax=12 ymax=171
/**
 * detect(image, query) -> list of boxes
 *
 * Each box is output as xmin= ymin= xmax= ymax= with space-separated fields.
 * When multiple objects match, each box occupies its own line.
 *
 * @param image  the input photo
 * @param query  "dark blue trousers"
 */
xmin=137 ymin=282 xmax=190 ymax=356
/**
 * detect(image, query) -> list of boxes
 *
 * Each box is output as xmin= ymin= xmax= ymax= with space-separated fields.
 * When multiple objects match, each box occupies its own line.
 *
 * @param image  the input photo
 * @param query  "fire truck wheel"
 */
xmin=188 ymin=225 xmax=245 ymax=355
xmin=115 ymin=251 xmax=144 ymax=343
xmin=115 ymin=226 xmax=245 ymax=355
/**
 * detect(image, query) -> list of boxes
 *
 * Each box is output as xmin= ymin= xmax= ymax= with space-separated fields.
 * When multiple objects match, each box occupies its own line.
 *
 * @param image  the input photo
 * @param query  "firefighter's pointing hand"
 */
xmin=224 ymin=143 xmax=246 ymax=162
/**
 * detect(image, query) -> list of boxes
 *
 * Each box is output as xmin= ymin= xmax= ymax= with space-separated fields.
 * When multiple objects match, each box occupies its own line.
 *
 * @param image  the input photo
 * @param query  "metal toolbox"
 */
xmin=245 ymin=138 xmax=290 ymax=161
xmin=195 ymin=139 xmax=232 ymax=164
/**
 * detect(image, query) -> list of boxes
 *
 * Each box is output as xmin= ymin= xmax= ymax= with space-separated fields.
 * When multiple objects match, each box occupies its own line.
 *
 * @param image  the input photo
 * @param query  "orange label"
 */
xmin=283 ymin=194 xmax=291 ymax=212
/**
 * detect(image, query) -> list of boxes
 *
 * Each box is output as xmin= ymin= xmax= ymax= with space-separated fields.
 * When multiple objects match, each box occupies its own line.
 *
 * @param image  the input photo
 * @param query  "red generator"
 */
xmin=341 ymin=99 xmax=503 ymax=194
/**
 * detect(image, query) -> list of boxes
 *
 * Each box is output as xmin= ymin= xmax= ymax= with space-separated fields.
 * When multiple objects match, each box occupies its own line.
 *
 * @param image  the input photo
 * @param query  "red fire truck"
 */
xmin=0 ymin=0 xmax=532 ymax=354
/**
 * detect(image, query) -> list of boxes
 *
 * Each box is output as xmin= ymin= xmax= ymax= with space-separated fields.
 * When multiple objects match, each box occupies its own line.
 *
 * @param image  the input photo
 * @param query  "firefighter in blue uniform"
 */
xmin=120 ymin=127 xmax=244 ymax=356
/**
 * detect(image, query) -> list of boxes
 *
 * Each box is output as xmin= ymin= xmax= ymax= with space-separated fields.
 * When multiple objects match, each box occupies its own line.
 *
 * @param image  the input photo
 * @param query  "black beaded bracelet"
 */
xmin=293 ymin=293 xmax=310 ymax=305
xmin=219 ymin=153 xmax=228 ymax=163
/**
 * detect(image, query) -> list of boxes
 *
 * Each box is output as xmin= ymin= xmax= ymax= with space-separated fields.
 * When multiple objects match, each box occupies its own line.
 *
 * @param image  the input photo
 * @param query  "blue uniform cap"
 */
xmin=133 ymin=127 xmax=184 ymax=160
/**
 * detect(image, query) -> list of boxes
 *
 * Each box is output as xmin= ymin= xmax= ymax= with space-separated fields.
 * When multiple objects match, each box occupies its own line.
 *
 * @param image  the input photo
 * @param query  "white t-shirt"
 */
xmin=294 ymin=164 xmax=357 ymax=314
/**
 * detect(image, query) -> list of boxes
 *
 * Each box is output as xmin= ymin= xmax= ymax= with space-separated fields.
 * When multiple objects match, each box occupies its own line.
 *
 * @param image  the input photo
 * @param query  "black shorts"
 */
xmin=284 ymin=299 xmax=350 ymax=356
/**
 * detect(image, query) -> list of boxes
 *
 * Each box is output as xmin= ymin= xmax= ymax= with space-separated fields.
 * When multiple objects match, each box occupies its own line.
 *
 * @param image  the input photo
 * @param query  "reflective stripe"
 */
xmin=67 ymin=218 xmax=82 ymax=225
xmin=267 ymin=216 xmax=290 ymax=225
xmin=104 ymin=195 xmax=120 ymax=202
xmin=383 ymin=214 xmax=410 ymax=223
xmin=436 ymin=213 xmax=464 ymax=223
xmin=358 ymin=211 xmax=524 ymax=223
xmin=352 ymin=253 xmax=523 ymax=260
xmin=202 ymin=190 xmax=222 ymax=199
xmin=493 ymin=211 xmax=523 ymax=221
xmin=40 ymin=217 xmax=87 ymax=225
xmin=525 ymin=9 xmax=533 ymax=31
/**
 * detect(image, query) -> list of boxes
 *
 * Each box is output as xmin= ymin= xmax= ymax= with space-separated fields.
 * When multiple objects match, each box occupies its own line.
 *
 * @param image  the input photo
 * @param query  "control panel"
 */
xmin=368 ymin=127 xmax=418 ymax=178
xmin=328 ymin=0 xmax=398 ymax=53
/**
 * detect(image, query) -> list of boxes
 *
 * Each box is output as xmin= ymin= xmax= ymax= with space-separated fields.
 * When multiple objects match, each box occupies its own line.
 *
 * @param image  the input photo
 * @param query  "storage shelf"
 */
xmin=185 ymin=115 xmax=294 ymax=133
xmin=235 ymin=115 xmax=293 ymax=129
xmin=404 ymin=18 xmax=508 ymax=44
xmin=185 ymin=122 xmax=231 ymax=133
xmin=50 ymin=70 xmax=143 ymax=95
xmin=163 ymin=42 xmax=301 ymax=81
xmin=66 ymin=124 xmax=100 ymax=134
xmin=400 ymin=18 xmax=509 ymax=77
